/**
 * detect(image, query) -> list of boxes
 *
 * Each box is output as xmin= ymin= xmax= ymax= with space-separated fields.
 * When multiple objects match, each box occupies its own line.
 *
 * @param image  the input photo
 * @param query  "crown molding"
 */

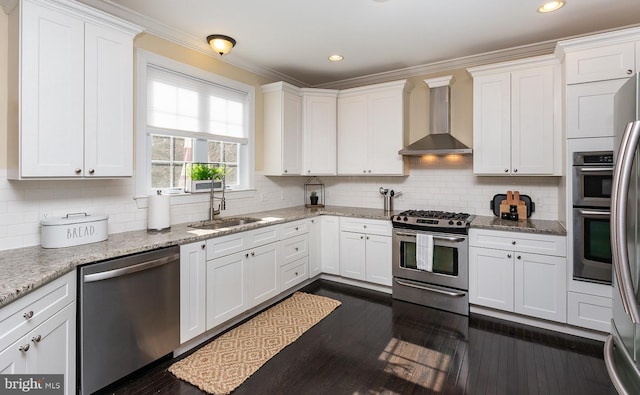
xmin=1 ymin=0 xmax=18 ymax=14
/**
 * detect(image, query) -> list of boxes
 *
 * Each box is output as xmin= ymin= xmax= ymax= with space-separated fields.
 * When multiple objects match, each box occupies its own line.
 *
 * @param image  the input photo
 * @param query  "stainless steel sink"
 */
xmin=188 ymin=217 xmax=261 ymax=230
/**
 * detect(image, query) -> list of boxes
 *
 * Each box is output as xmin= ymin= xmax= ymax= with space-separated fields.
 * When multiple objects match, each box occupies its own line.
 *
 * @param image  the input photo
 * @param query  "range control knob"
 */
xmin=448 ymin=220 xmax=454 ymax=225
xmin=457 ymin=221 xmax=462 ymax=226
xmin=403 ymin=217 xmax=408 ymax=221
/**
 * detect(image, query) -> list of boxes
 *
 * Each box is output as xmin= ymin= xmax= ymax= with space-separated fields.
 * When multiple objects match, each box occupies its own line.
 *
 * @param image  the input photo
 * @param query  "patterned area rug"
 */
xmin=168 ymin=291 xmax=341 ymax=394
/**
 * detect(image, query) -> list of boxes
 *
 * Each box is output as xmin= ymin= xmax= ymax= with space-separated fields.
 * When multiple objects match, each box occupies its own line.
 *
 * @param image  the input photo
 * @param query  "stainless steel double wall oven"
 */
xmin=392 ymin=210 xmax=472 ymax=316
xmin=572 ymin=151 xmax=614 ymax=284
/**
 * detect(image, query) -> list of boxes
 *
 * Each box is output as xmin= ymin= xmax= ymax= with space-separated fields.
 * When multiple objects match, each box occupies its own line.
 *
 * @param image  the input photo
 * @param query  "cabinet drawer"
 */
xmin=565 ymin=42 xmax=636 ymax=84
xmin=281 ymin=219 xmax=309 ymax=238
xmin=567 ymin=291 xmax=611 ymax=333
xmin=469 ymin=229 xmax=566 ymax=257
xmin=0 ymin=271 xmax=75 ymax=350
xmin=207 ymin=232 xmax=248 ymax=258
xmin=280 ymin=257 xmax=308 ymax=290
xmin=280 ymin=234 xmax=309 ymax=265
xmin=339 ymin=217 xmax=391 ymax=236
xmin=247 ymin=225 xmax=280 ymax=248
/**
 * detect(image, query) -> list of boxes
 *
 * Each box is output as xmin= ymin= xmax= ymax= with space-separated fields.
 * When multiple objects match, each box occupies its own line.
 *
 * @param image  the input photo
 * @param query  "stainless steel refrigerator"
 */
xmin=606 ymin=72 xmax=640 ymax=394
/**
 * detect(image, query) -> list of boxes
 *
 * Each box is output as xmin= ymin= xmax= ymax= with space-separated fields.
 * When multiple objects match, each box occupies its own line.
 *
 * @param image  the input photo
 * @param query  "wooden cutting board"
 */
xmin=499 ymin=190 xmax=527 ymax=221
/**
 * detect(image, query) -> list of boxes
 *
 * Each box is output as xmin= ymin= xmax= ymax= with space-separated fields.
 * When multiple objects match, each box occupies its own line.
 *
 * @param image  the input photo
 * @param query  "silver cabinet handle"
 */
xmin=83 ymin=253 xmax=180 ymax=283
xmin=23 ymin=311 xmax=34 ymax=319
xmin=611 ymin=120 xmax=640 ymax=323
xmin=31 ymin=335 xmax=42 ymax=343
xmin=19 ymin=344 xmax=30 ymax=352
xmin=627 ymin=69 xmax=633 ymax=75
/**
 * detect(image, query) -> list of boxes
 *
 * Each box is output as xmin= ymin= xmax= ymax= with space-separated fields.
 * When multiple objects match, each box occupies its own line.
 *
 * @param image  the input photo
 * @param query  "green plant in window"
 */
xmin=189 ymin=163 xmax=227 ymax=180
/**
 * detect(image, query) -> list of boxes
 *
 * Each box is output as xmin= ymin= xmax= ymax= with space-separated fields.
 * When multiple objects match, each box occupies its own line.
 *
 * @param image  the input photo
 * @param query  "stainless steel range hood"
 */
xmin=399 ymin=75 xmax=472 ymax=156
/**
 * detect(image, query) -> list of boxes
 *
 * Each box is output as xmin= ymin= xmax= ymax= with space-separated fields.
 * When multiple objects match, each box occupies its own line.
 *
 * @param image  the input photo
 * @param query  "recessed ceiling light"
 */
xmin=538 ymin=1 xmax=565 ymax=13
xmin=328 ymin=54 xmax=344 ymax=62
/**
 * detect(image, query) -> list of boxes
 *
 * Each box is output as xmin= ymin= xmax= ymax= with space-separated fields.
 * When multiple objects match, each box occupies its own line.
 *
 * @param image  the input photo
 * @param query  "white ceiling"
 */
xmin=80 ymin=0 xmax=640 ymax=87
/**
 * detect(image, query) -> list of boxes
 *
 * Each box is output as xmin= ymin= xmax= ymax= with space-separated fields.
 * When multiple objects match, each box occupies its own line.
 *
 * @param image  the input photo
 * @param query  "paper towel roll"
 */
xmin=148 ymin=192 xmax=171 ymax=231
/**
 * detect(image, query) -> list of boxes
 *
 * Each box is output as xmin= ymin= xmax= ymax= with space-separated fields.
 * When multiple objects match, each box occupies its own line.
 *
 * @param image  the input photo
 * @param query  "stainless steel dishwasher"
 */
xmin=78 ymin=246 xmax=180 ymax=394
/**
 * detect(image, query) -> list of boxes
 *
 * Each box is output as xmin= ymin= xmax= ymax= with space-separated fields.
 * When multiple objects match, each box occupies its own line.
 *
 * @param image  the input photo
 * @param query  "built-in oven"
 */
xmin=572 ymin=151 xmax=614 ymax=285
xmin=573 ymin=207 xmax=612 ymax=284
xmin=392 ymin=227 xmax=469 ymax=316
xmin=572 ymin=151 xmax=614 ymax=208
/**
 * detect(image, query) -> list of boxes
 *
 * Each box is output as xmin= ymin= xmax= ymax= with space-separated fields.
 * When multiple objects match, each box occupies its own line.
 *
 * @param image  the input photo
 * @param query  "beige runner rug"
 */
xmin=168 ymin=291 xmax=341 ymax=394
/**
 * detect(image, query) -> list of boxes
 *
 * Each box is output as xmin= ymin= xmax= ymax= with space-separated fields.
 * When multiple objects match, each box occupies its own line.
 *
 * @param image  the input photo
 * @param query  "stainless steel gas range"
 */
xmin=391 ymin=210 xmax=473 ymax=316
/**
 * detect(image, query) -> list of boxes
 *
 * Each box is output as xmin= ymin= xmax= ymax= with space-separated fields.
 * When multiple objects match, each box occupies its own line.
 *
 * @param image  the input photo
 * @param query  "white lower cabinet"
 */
xmin=320 ymin=216 xmax=340 ymax=275
xmin=339 ymin=218 xmax=392 ymax=286
xmin=308 ymin=218 xmax=321 ymax=277
xmin=206 ymin=251 xmax=250 ymax=330
xmin=249 ymin=243 xmax=280 ymax=306
xmin=567 ymin=291 xmax=612 ymax=332
xmin=179 ymin=242 xmax=207 ymax=343
xmin=0 ymin=272 xmax=75 ymax=394
xmin=469 ymin=229 xmax=567 ymax=323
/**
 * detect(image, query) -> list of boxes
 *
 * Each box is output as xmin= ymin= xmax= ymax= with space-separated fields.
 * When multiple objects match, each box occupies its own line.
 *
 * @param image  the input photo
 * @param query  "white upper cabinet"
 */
xmin=7 ymin=0 xmax=142 ymax=179
xmin=562 ymin=42 xmax=636 ymax=84
xmin=468 ymin=55 xmax=562 ymax=176
xmin=301 ymin=89 xmax=338 ymax=175
xmin=262 ymin=82 xmax=303 ymax=176
xmin=337 ymin=80 xmax=410 ymax=176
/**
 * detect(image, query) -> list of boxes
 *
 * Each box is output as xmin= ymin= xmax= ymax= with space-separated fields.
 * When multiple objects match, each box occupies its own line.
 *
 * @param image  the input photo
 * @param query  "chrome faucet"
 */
xmin=209 ymin=175 xmax=226 ymax=220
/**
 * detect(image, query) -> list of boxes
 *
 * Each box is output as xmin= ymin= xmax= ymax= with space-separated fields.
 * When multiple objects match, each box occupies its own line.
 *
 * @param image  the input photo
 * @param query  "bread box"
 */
xmin=40 ymin=213 xmax=108 ymax=248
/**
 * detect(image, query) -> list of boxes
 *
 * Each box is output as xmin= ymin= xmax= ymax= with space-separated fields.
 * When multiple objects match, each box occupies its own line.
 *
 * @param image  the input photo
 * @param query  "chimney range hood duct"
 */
xmin=398 ymin=75 xmax=472 ymax=156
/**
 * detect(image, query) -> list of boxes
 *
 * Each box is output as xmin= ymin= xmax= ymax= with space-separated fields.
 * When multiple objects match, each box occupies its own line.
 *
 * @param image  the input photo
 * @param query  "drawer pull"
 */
xmin=517 ymin=255 xmax=522 ymax=260
xmin=295 ymin=247 xmax=299 ymax=251
xmin=628 ymin=69 xmax=634 ymax=75
xmin=245 ymin=253 xmax=249 ymax=258
xmin=295 ymin=272 xmax=299 ymax=276
xmin=19 ymin=344 xmax=30 ymax=352
xmin=295 ymin=227 xmax=299 ymax=231
xmin=23 ymin=311 xmax=34 ymax=319
xmin=507 ymin=254 xmax=512 ymax=258
xmin=31 ymin=335 xmax=42 ymax=343
xmin=251 ymin=252 xmax=255 ymax=256
xmin=512 ymin=241 xmax=516 ymax=245
xmin=201 ymin=244 xmax=206 ymax=249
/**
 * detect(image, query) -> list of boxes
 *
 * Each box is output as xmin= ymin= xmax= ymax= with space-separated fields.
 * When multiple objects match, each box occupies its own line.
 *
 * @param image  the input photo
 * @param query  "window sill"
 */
xmin=134 ymin=188 xmax=257 ymax=209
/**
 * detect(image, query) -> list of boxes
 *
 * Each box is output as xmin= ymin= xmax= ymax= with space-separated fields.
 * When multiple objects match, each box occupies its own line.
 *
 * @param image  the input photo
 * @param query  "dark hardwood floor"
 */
xmin=99 ymin=280 xmax=615 ymax=395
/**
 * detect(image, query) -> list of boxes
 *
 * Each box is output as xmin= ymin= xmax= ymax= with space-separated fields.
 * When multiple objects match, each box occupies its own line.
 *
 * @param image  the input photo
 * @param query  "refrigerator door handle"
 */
xmin=604 ymin=322 xmax=640 ymax=395
xmin=611 ymin=120 xmax=640 ymax=323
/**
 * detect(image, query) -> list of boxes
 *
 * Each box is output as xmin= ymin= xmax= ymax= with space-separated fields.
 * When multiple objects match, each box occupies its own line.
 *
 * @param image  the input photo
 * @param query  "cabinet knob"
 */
xmin=363 ymin=225 xmax=367 ymax=229
xmin=295 ymin=247 xmax=299 ymax=251
xmin=513 ymin=168 xmax=518 ymax=173
xmin=201 ymin=244 xmax=206 ymax=249
xmin=31 ymin=335 xmax=42 ymax=343
xmin=23 ymin=311 xmax=34 ymax=319
xmin=295 ymin=227 xmax=299 ymax=231
xmin=366 ymin=236 xmax=369 ymax=240
xmin=507 ymin=254 xmax=512 ymax=258
xmin=628 ymin=69 xmax=634 ymax=75
xmin=89 ymin=169 xmax=95 ymax=174
xmin=504 ymin=169 xmax=509 ymax=173
xmin=308 ymin=170 xmax=311 ymax=173
xmin=517 ymin=255 xmax=522 ymax=260
xmin=245 ymin=253 xmax=249 ymax=258
xmin=368 ymin=170 xmax=371 ymax=173
xmin=295 ymin=272 xmax=299 ymax=276
xmin=360 ymin=236 xmax=364 ymax=239
xmin=512 ymin=241 xmax=516 ymax=245
xmin=75 ymin=168 xmax=82 ymax=175
xmin=363 ymin=170 xmax=367 ymax=173
xmin=19 ymin=344 xmax=30 ymax=352
xmin=284 ymin=169 xmax=288 ymax=173
xmin=251 ymin=252 xmax=255 ymax=256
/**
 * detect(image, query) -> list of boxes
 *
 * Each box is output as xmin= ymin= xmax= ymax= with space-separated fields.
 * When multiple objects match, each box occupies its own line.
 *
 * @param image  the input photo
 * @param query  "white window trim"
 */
xmin=134 ymin=49 xmax=255 ymax=202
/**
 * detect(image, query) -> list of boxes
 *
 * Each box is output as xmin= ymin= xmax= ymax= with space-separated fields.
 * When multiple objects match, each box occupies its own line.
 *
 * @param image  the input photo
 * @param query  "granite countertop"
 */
xmin=470 ymin=215 xmax=567 ymax=236
xmin=0 ymin=206 xmax=566 ymax=308
xmin=0 ymin=205 xmax=397 ymax=307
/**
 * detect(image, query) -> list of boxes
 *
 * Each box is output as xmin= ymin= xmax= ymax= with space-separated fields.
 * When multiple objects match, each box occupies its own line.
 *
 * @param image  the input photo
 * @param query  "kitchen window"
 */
xmin=135 ymin=50 xmax=255 ymax=198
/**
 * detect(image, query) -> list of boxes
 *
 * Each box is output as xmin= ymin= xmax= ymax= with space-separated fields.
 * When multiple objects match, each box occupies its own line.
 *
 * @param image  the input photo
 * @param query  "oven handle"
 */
xmin=393 ymin=232 xmax=466 ymax=243
xmin=394 ymin=278 xmax=467 ymax=297
xmin=575 ymin=209 xmax=610 ymax=217
xmin=575 ymin=167 xmax=614 ymax=173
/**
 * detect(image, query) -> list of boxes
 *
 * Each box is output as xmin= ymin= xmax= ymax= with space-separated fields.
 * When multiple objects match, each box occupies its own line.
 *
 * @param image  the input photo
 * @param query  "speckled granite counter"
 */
xmin=0 ymin=205 xmax=398 ymax=307
xmin=470 ymin=215 xmax=566 ymax=236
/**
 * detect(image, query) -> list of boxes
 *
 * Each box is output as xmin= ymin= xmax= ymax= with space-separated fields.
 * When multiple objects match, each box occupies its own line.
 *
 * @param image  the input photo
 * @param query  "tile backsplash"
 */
xmin=0 ymin=156 xmax=561 ymax=251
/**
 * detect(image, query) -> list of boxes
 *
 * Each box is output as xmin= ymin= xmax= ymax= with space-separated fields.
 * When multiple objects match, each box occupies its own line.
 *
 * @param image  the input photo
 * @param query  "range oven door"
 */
xmin=392 ymin=228 xmax=469 ymax=316
xmin=572 ymin=207 xmax=612 ymax=284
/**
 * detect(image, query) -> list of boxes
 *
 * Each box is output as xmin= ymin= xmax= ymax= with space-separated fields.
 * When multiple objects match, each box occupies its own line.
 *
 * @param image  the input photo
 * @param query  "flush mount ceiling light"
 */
xmin=538 ymin=1 xmax=565 ymax=13
xmin=328 ymin=54 xmax=344 ymax=62
xmin=206 ymin=34 xmax=236 ymax=56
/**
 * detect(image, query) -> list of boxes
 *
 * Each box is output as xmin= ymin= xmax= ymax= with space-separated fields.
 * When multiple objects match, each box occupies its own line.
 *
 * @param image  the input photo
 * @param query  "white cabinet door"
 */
xmin=20 ymin=0 xmax=85 ymax=178
xmin=365 ymin=234 xmax=392 ymax=286
xmin=514 ymin=252 xmax=566 ymax=322
xmin=24 ymin=303 xmax=76 ymax=394
xmin=308 ymin=218 xmax=322 ymax=277
xmin=320 ymin=216 xmax=340 ymax=275
xmin=469 ymin=247 xmax=514 ymax=312
xmin=250 ymin=243 xmax=280 ymax=307
xmin=84 ymin=22 xmax=134 ymax=177
xmin=180 ymin=242 xmax=207 ymax=343
xmin=510 ymin=65 xmax=555 ymax=175
xmin=368 ymin=90 xmax=405 ymax=175
xmin=472 ymin=73 xmax=511 ymax=175
xmin=337 ymin=94 xmax=368 ymax=175
xmin=566 ymin=79 xmax=628 ymax=138
xmin=339 ymin=231 xmax=366 ymax=281
xmin=0 ymin=339 xmax=26 ymax=374
xmin=206 ymin=252 xmax=249 ymax=330
xmin=302 ymin=91 xmax=337 ymax=175
xmin=281 ymin=89 xmax=303 ymax=175
xmin=262 ymin=82 xmax=302 ymax=175
xmin=565 ymin=42 xmax=636 ymax=84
